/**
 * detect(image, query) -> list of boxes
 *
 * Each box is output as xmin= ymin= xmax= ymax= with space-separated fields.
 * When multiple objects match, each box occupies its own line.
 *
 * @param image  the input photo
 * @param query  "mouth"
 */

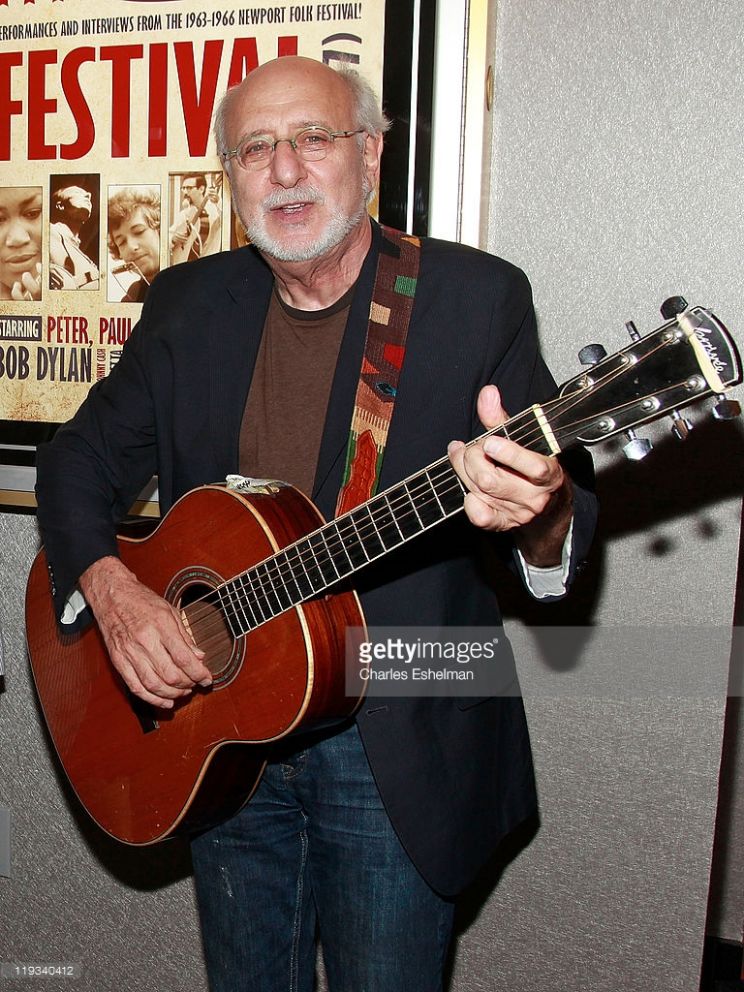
xmin=264 ymin=185 xmax=323 ymax=215
xmin=4 ymin=252 xmax=38 ymax=268
xmin=270 ymin=201 xmax=313 ymax=215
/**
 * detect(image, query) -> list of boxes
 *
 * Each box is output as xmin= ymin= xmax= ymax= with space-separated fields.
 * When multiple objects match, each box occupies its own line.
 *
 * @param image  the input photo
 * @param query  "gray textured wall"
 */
xmin=478 ymin=0 xmax=744 ymax=988
xmin=2 ymin=2 xmax=743 ymax=991
xmin=0 ymin=513 xmax=208 ymax=992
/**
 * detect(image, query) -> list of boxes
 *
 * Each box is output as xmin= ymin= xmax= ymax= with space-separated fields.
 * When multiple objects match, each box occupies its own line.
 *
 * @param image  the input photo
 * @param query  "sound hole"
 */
xmin=166 ymin=570 xmax=244 ymax=687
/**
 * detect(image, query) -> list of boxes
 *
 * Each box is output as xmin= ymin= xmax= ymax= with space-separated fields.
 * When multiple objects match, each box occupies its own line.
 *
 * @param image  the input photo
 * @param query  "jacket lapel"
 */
xmin=312 ymin=222 xmax=384 ymax=518
xmin=208 ymin=246 xmax=274 ymax=479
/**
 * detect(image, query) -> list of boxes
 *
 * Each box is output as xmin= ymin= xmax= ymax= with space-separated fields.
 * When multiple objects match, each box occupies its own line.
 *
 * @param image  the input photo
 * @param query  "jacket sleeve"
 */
xmin=35 ymin=290 xmax=160 ymax=627
xmin=474 ymin=269 xmax=597 ymax=599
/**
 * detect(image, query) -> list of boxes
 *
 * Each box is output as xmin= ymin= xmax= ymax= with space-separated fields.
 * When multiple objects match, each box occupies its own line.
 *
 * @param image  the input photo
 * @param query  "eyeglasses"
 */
xmin=222 ymin=126 xmax=366 ymax=171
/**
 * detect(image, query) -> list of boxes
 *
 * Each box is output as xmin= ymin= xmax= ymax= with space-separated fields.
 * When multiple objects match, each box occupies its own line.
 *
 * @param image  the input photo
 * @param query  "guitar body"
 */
xmin=25 ymin=484 xmax=367 ymax=845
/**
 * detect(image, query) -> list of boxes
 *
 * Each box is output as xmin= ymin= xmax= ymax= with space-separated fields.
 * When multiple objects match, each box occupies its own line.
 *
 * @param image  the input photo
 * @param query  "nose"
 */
xmin=268 ymin=139 xmax=308 ymax=187
xmin=122 ymin=235 xmax=140 ymax=257
xmin=5 ymin=220 xmax=31 ymax=247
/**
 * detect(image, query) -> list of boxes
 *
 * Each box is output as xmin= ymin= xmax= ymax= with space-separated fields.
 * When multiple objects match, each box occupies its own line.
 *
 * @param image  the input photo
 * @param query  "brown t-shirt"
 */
xmin=238 ymin=285 xmax=353 ymax=496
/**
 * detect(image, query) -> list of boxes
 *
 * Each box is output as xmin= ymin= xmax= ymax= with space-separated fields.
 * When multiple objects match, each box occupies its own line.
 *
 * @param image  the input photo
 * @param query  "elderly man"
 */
xmin=36 ymin=56 xmax=595 ymax=992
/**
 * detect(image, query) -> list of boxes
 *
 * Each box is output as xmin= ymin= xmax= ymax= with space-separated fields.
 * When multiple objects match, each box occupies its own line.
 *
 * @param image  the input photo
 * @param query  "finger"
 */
xmin=166 ymin=607 xmax=213 ymax=686
xmin=476 ymin=385 xmax=508 ymax=430
xmin=447 ymin=439 xmax=467 ymax=478
xmin=482 ymin=435 xmax=561 ymax=489
xmin=105 ymin=616 xmax=197 ymax=695
xmin=110 ymin=653 xmax=180 ymax=709
xmin=462 ymin=492 xmax=526 ymax=531
xmin=460 ymin=440 xmax=562 ymax=511
xmin=112 ymin=634 xmax=194 ymax=694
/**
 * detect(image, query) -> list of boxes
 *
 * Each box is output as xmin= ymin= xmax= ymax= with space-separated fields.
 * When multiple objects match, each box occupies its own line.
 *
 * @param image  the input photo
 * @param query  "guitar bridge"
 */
xmin=225 ymin=474 xmax=287 ymax=495
xmin=128 ymin=691 xmax=159 ymax=734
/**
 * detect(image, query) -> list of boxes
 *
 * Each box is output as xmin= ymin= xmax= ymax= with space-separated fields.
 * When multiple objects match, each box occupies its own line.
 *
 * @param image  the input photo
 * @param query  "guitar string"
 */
xmin=183 ymin=344 xmax=679 ymax=646
xmin=183 ymin=339 xmax=681 ymax=644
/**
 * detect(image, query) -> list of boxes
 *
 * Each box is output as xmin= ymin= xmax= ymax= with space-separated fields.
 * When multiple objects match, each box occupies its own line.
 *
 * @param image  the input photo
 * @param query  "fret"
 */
xmin=335 ymin=516 xmax=370 ymax=569
xmin=423 ymin=468 xmax=446 ymax=516
xmin=266 ymin=560 xmax=293 ymax=612
xmin=326 ymin=521 xmax=355 ymax=573
xmin=254 ymin=561 xmax=285 ymax=615
xmin=354 ymin=504 xmax=386 ymax=558
xmin=273 ymin=549 xmax=303 ymax=603
xmin=404 ymin=480 xmax=425 ymax=528
xmin=431 ymin=464 xmax=467 ymax=514
xmin=284 ymin=543 xmax=316 ymax=599
xmin=391 ymin=485 xmax=422 ymax=540
xmin=216 ymin=585 xmax=242 ymax=638
xmin=223 ymin=577 xmax=254 ymax=633
xmin=295 ymin=537 xmax=326 ymax=592
xmin=407 ymin=474 xmax=445 ymax=528
xmin=370 ymin=493 xmax=404 ymax=549
xmin=244 ymin=567 xmax=271 ymax=623
xmin=308 ymin=532 xmax=341 ymax=586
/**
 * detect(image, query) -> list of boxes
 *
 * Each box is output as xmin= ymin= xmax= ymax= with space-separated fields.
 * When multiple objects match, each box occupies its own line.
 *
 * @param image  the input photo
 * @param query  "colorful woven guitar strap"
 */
xmin=335 ymin=226 xmax=421 ymax=517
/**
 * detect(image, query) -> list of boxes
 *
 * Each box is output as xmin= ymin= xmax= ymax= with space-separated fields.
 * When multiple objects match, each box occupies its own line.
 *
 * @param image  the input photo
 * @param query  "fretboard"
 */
xmin=214 ymin=408 xmax=557 ymax=638
xmin=215 ymin=456 xmax=464 ymax=637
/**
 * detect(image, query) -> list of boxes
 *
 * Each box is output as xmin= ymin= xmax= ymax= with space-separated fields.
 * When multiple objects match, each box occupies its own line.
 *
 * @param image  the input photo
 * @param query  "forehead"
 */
xmin=60 ymin=186 xmax=88 ymax=198
xmin=113 ymin=206 xmax=149 ymax=234
xmin=228 ymin=63 xmax=353 ymax=139
xmin=0 ymin=187 xmax=41 ymax=211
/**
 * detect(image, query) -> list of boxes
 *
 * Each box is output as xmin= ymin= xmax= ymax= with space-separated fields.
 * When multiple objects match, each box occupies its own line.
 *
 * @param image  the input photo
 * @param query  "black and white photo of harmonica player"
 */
xmin=107 ymin=186 xmax=161 ymax=303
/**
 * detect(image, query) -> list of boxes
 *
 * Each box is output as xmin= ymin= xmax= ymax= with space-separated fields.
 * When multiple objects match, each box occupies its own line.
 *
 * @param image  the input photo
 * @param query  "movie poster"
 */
xmin=0 ymin=0 xmax=384 ymax=422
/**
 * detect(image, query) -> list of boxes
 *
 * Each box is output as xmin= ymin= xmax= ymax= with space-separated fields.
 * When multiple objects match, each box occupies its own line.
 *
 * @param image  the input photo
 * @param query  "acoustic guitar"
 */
xmin=25 ymin=303 xmax=741 ymax=845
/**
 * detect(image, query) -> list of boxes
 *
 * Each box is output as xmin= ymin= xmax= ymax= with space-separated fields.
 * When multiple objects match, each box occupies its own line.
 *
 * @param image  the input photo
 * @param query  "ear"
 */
xmin=362 ymin=132 xmax=384 ymax=190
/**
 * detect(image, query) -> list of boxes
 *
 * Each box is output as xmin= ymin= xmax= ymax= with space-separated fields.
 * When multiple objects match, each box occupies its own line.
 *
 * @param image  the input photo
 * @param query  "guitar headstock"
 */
xmin=552 ymin=306 xmax=742 ymax=453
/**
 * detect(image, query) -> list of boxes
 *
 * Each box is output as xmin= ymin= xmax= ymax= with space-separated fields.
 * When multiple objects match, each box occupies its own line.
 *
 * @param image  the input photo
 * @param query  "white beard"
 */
xmin=241 ymin=179 xmax=371 ymax=263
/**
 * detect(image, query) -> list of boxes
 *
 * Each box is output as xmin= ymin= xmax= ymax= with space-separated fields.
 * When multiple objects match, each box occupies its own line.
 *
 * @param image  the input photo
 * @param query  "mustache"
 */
xmin=262 ymin=186 xmax=326 ymax=210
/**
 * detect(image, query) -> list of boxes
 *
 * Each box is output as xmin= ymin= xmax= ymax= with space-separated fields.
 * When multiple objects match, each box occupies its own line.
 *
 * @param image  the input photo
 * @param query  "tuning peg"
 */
xmin=670 ymin=410 xmax=693 ymax=440
xmin=660 ymin=296 xmax=688 ymax=319
xmin=625 ymin=320 xmax=641 ymax=342
xmin=622 ymin=430 xmax=653 ymax=461
xmin=578 ymin=344 xmax=607 ymax=366
xmin=712 ymin=394 xmax=742 ymax=420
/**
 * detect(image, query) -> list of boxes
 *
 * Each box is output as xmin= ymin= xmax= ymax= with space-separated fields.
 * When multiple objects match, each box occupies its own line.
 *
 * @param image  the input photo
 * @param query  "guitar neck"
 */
xmin=214 ymin=304 xmax=742 ymax=638
xmin=217 ymin=408 xmax=556 ymax=639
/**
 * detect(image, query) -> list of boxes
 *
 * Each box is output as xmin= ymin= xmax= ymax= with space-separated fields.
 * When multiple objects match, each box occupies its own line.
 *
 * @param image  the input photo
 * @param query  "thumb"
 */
xmin=477 ymin=385 xmax=509 ymax=430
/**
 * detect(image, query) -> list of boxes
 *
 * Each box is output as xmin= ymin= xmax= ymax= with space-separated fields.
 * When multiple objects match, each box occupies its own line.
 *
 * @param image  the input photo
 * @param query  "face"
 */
xmin=59 ymin=186 xmax=92 ymax=218
xmin=110 ymin=207 xmax=160 ymax=280
xmin=181 ymin=179 xmax=205 ymax=209
xmin=0 ymin=187 xmax=42 ymax=295
xmin=223 ymin=58 xmax=382 ymax=263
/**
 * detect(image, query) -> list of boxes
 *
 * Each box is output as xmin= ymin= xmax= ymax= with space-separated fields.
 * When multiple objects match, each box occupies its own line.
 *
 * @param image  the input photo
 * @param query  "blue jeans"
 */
xmin=190 ymin=722 xmax=455 ymax=992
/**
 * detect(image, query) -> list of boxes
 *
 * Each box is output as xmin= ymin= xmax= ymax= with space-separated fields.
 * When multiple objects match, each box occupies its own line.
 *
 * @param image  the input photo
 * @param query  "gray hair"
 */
xmin=213 ymin=63 xmax=390 ymax=165
xmin=107 ymin=186 xmax=160 ymax=258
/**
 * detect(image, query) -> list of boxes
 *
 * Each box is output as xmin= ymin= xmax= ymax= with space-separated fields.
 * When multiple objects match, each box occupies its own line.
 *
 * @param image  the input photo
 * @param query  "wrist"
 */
xmin=515 ymin=475 xmax=573 ymax=567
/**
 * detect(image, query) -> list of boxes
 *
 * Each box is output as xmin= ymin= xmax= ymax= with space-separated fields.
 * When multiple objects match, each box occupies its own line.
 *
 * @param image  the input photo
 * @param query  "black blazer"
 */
xmin=36 ymin=223 xmax=596 ymax=896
